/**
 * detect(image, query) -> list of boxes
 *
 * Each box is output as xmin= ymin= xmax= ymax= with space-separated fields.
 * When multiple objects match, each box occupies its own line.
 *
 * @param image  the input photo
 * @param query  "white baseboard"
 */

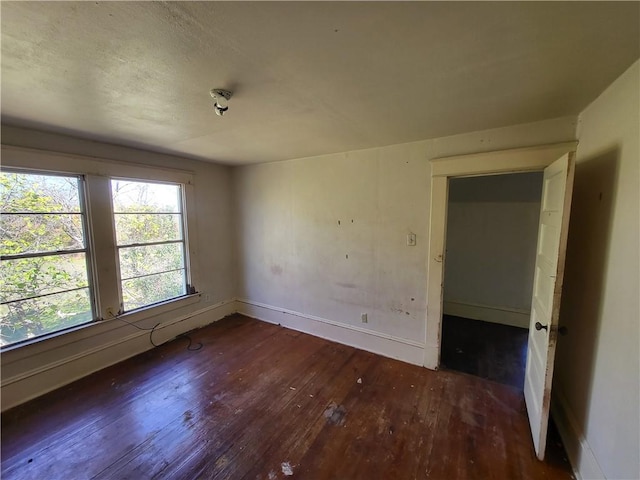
xmin=236 ymin=299 xmax=426 ymax=367
xmin=1 ymin=299 xmax=236 ymax=412
xmin=443 ymin=301 xmax=530 ymax=328
xmin=2 ymin=298 xmax=430 ymax=411
xmin=551 ymin=389 xmax=605 ymax=480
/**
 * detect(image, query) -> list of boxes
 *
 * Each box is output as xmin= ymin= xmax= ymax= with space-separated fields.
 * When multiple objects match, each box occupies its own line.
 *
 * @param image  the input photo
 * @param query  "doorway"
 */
xmin=425 ymin=144 xmax=577 ymax=461
xmin=439 ymin=172 xmax=543 ymax=389
xmin=423 ymin=142 xmax=576 ymax=371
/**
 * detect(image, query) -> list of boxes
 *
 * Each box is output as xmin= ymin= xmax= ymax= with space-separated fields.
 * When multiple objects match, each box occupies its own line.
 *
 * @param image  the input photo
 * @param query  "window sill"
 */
xmin=0 ymin=293 xmax=202 ymax=355
xmin=109 ymin=294 xmax=202 ymax=325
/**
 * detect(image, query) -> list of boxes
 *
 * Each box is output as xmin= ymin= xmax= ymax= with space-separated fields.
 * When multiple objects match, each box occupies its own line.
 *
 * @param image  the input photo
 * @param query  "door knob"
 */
xmin=535 ymin=322 xmax=548 ymax=331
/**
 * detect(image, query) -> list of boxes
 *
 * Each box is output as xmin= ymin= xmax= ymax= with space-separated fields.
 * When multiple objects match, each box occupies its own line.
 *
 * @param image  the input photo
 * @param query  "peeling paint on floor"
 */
xmin=324 ymin=401 xmax=347 ymax=426
xmin=281 ymin=462 xmax=294 ymax=476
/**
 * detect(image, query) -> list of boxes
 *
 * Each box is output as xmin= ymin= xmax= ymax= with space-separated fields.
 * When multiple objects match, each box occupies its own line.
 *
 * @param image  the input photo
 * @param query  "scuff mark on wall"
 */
xmin=389 ymin=301 xmax=406 ymax=314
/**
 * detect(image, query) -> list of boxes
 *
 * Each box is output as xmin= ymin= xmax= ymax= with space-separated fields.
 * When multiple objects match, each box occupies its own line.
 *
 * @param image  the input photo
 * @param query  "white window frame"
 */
xmin=1 ymin=169 xmax=97 ymax=343
xmin=0 ymin=145 xmax=201 ymax=350
xmin=110 ymin=177 xmax=191 ymax=313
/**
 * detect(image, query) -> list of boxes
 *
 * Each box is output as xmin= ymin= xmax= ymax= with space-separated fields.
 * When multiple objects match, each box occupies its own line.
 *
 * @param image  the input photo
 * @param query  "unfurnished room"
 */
xmin=0 ymin=2 xmax=638 ymax=479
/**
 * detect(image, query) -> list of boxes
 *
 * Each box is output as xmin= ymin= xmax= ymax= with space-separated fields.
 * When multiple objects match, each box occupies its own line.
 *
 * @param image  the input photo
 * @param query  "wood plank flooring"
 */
xmin=1 ymin=314 xmax=573 ymax=479
xmin=440 ymin=315 xmax=529 ymax=389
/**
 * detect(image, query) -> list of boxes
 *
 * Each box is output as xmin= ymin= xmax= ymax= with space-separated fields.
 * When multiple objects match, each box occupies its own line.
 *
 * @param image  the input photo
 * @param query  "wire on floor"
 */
xmin=112 ymin=316 xmax=203 ymax=351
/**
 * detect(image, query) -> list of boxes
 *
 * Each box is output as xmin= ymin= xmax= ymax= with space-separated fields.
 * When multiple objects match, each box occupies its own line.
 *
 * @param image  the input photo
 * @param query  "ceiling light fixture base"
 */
xmin=210 ymin=89 xmax=233 ymax=116
xmin=210 ymin=89 xmax=233 ymax=101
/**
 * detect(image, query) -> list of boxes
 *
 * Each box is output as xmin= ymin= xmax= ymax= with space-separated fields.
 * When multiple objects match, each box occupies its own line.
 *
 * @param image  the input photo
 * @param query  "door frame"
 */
xmin=423 ymin=142 xmax=577 ymax=369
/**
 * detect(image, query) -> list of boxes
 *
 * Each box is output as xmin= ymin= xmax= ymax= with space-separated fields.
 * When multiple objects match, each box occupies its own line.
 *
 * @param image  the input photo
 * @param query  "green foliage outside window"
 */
xmin=1 ymin=172 xmax=91 ymax=346
xmin=111 ymin=179 xmax=187 ymax=312
xmin=1 ymin=173 xmax=187 ymax=347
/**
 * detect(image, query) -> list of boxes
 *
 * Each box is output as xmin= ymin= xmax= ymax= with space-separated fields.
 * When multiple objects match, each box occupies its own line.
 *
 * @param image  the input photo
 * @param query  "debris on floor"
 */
xmin=281 ymin=462 xmax=294 ymax=476
xmin=356 ymin=377 xmax=362 ymax=384
xmin=324 ymin=401 xmax=347 ymax=426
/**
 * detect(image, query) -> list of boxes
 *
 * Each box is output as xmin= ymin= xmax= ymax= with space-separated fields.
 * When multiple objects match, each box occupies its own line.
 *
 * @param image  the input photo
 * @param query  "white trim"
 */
xmin=1 ymin=294 xmax=201 ymax=358
xmin=1 ymin=145 xmax=194 ymax=184
xmin=443 ymin=301 xmax=530 ymax=329
xmin=0 ymin=298 xmax=236 ymax=412
xmin=236 ymin=299 xmax=426 ymax=366
xmin=425 ymin=175 xmax=448 ymax=369
xmin=430 ymin=142 xmax=578 ymax=177
xmin=1 ymin=298 xmax=223 ymax=385
xmin=425 ymin=142 xmax=578 ymax=370
xmin=1 ymin=145 xmax=204 ymax=355
xmin=236 ymin=298 xmax=424 ymax=348
xmin=551 ymin=390 xmax=605 ymax=480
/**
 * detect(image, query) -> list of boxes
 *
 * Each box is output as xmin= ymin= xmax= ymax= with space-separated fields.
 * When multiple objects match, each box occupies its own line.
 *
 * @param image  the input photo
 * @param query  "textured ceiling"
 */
xmin=1 ymin=2 xmax=638 ymax=165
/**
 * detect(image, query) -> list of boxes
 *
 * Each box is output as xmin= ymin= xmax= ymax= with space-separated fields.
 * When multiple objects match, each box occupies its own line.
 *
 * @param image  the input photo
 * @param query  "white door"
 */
xmin=524 ymin=152 xmax=575 ymax=460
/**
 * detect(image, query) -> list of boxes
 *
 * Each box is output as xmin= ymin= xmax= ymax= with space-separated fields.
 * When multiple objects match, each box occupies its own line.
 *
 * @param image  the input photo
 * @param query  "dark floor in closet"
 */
xmin=440 ymin=314 xmax=572 ymax=471
xmin=440 ymin=314 xmax=529 ymax=389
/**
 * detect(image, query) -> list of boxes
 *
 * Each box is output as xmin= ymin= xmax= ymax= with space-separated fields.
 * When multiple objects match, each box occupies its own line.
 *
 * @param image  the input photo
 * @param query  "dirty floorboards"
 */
xmin=440 ymin=315 xmax=529 ymax=389
xmin=2 ymin=314 xmax=573 ymax=479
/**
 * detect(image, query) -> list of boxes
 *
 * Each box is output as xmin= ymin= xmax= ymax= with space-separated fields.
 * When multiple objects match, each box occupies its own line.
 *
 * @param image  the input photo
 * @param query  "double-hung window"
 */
xmin=111 ymin=179 xmax=188 ymax=312
xmin=1 ymin=171 xmax=93 ymax=345
xmin=0 ymin=149 xmax=196 ymax=349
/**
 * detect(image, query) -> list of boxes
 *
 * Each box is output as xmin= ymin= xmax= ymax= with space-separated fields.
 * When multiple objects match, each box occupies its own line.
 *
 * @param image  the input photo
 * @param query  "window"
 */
xmin=111 ymin=179 xmax=188 ymax=311
xmin=0 ymin=149 xmax=197 ymax=349
xmin=1 ymin=171 xmax=94 ymax=346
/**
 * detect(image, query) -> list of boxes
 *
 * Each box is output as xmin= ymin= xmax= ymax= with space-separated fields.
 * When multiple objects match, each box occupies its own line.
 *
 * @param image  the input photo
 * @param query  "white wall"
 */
xmin=0 ymin=126 xmax=237 ymax=410
xmin=234 ymin=116 xmax=577 ymax=365
xmin=1 ymin=59 xmax=637 ymax=480
xmin=552 ymin=61 xmax=639 ymax=480
xmin=444 ymin=173 xmax=542 ymax=328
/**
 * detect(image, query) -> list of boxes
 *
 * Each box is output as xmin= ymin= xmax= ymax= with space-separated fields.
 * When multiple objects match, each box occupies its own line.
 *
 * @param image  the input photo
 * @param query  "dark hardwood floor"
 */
xmin=440 ymin=315 xmax=529 ymax=389
xmin=439 ymin=314 xmax=571 ymax=474
xmin=1 ymin=314 xmax=573 ymax=479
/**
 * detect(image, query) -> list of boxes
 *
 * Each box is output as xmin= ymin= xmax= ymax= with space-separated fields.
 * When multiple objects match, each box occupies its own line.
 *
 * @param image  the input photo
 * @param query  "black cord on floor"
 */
xmin=112 ymin=316 xmax=202 ymax=351
xmin=175 ymin=333 xmax=203 ymax=351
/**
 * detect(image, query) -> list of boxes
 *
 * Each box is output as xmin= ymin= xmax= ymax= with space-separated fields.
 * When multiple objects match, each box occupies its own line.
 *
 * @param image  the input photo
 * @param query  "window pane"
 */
xmin=1 ymin=170 xmax=93 ymax=347
xmin=1 ymin=253 xmax=91 ymax=303
xmin=1 ymin=172 xmax=81 ymax=213
xmin=0 ymin=288 xmax=92 ymax=346
xmin=121 ymin=270 xmax=186 ymax=311
xmin=114 ymin=213 xmax=182 ymax=245
xmin=118 ymin=243 xmax=185 ymax=280
xmin=111 ymin=178 xmax=188 ymax=312
xmin=111 ymin=180 xmax=181 ymax=213
xmin=1 ymin=213 xmax=85 ymax=255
